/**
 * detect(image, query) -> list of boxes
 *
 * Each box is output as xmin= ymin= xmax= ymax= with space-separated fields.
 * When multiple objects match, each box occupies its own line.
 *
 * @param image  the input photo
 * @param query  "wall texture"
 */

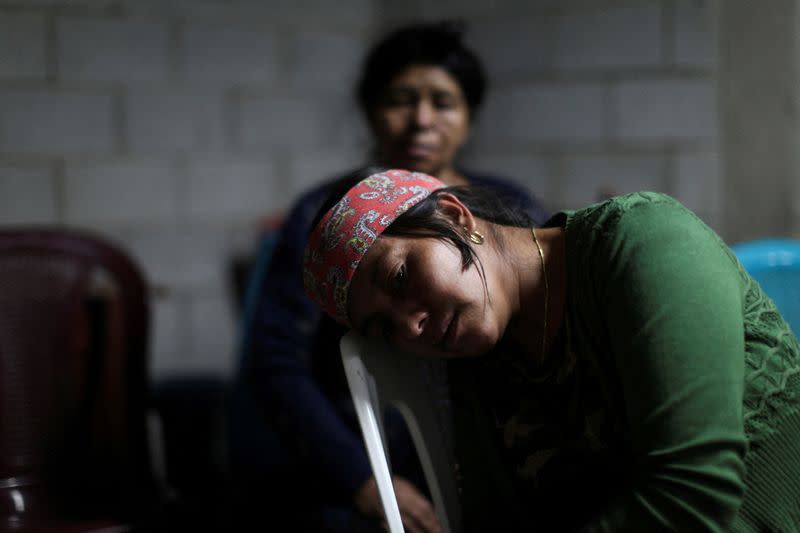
xmin=384 ymin=0 xmax=719 ymax=226
xmin=0 ymin=0 xmax=378 ymax=376
xmin=718 ymin=0 xmax=800 ymax=241
xmin=0 ymin=0 xmax=781 ymax=378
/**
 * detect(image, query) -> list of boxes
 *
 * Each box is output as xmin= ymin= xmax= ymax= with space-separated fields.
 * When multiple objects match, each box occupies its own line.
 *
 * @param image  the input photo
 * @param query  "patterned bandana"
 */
xmin=303 ymin=169 xmax=446 ymax=325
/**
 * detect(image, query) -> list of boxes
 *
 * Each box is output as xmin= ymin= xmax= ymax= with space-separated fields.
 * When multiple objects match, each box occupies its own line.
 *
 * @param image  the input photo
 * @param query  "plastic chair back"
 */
xmin=731 ymin=238 xmax=800 ymax=333
xmin=340 ymin=331 xmax=462 ymax=533
xmin=0 ymin=227 xmax=155 ymax=531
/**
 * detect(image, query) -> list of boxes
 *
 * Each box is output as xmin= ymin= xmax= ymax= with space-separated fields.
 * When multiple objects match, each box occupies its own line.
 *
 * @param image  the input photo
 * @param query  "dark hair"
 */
xmin=310 ymin=166 xmax=533 ymax=276
xmin=356 ymin=20 xmax=486 ymax=118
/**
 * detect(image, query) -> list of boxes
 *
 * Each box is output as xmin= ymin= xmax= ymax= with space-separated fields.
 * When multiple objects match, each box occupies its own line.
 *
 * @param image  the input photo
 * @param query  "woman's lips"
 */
xmin=404 ymin=143 xmax=435 ymax=159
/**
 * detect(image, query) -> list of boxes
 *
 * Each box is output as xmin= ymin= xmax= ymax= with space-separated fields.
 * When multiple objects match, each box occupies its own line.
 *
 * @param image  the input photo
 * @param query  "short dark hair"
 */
xmin=356 ymin=20 xmax=487 ymax=119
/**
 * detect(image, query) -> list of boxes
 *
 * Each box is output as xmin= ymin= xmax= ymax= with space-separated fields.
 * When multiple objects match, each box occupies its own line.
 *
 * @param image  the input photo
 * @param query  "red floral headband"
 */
xmin=303 ymin=169 xmax=446 ymax=325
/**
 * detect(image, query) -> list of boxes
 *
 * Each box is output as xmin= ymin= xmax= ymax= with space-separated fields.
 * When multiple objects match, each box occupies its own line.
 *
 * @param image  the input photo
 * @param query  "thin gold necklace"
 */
xmin=531 ymin=227 xmax=549 ymax=361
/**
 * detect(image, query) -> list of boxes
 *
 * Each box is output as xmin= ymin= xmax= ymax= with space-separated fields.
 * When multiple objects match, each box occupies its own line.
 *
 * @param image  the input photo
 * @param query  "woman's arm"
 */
xmin=580 ymin=196 xmax=747 ymax=532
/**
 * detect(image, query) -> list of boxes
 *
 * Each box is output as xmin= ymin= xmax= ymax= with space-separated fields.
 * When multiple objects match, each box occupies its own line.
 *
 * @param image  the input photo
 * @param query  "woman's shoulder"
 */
xmin=559 ymin=191 xmax=724 ymax=270
xmin=564 ymin=191 xmax=696 ymax=234
xmin=573 ymin=190 xmax=683 ymax=217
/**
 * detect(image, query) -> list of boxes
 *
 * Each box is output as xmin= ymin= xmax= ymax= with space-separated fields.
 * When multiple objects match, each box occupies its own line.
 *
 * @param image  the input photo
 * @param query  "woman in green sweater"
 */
xmin=302 ymin=167 xmax=800 ymax=532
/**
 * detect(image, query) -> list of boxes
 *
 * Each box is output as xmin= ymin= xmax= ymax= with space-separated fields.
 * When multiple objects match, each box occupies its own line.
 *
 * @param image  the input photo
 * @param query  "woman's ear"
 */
xmin=436 ymin=192 xmax=476 ymax=231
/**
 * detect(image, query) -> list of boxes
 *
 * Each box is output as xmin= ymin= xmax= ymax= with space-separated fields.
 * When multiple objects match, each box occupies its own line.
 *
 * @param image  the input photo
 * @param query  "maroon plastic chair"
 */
xmin=0 ymin=227 xmax=158 ymax=532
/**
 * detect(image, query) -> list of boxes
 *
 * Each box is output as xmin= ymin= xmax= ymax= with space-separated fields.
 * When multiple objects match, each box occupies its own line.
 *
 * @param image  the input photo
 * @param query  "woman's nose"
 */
xmin=392 ymin=305 xmax=428 ymax=340
xmin=413 ymin=99 xmax=435 ymax=128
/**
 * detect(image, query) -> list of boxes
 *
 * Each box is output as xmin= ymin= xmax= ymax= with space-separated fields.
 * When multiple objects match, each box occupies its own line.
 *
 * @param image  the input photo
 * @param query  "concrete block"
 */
xmin=64 ymin=158 xmax=178 ymax=224
xmin=674 ymin=0 xmax=717 ymax=67
xmin=0 ymin=163 xmax=58 ymax=223
xmin=187 ymin=290 xmax=236 ymax=375
xmin=468 ymin=17 xmax=552 ymax=77
xmin=119 ymin=224 xmax=233 ymax=291
xmin=126 ymin=89 xmax=225 ymax=153
xmin=559 ymin=154 xmax=665 ymax=209
xmin=127 ymin=0 xmax=375 ymax=27
xmin=287 ymin=146 xmax=368 ymax=199
xmin=123 ymin=0 xmax=270 ymax=18
xmin=673 ymin=151 xmax=720 ymax=217
xmin=475 ymin=83 xmax=608 ymax=145
xmin=554 ymin=5 xmax=662 ymax=69
xmin=0 ymin=0 xmax=117 ymax=5
xmin=379 ymin=0 xmax=500 ymax=21
xmin=150 ymin=297 xmax=183 ymax=376
xmin=794 ymin=179 xmax=800 ymax=234
xmin=615 ymin=80 xmax=716 ymax=141
xmin=0 ymin=13 xmax=47 ymax=80
xmin=184 ymin=157 xmax=280 ymax=220
xmin=263 ymin=0 xmax=376 ymax=27
xmin=383 ymin=0 xmax=628 ymax=20
xmin=0 ymin=89 xmax=114 ymax=154
xmin=57 ymin=17 xmax=169 ymax=83
xmin=182 ymin=23 xmax=277 ymax=85
xmin=239 ymin=94 xmax=362 ymax=151
xmin=288 ymin=31 xmax=364 ymax=93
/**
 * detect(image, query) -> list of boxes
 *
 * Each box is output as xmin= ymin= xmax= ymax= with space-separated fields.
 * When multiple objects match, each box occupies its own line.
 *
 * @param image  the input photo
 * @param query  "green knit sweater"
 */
xmin=461 ymin=192 xmax=800 ymax=532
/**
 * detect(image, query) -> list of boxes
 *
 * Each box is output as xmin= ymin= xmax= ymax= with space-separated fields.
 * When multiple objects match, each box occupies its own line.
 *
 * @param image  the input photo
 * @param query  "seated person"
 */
xmin=303 ymin=168 xmax=800 ymax=533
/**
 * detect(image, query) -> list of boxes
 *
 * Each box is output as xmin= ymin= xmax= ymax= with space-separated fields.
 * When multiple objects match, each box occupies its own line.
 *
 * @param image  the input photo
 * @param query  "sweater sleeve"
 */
xmin=578 ymin=196 xmax=748 ymax=532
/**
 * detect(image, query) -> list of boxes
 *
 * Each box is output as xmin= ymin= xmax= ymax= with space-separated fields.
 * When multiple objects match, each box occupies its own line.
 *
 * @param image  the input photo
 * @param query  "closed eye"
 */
xmin=432 ymin=91 xmax=459 ymax=110
xmin=381 ymin=88 xmax=417 ymax=108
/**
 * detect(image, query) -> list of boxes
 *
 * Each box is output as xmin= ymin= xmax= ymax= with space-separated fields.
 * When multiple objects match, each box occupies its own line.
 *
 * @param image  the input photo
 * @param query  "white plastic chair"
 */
xmin=340 ymin=331 xmax=463 ymax=533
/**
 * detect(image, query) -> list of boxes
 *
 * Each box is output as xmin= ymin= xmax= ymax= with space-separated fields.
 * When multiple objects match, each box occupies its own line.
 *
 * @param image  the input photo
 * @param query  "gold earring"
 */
xmin=468 ymin=229 xmax=484 ymax=245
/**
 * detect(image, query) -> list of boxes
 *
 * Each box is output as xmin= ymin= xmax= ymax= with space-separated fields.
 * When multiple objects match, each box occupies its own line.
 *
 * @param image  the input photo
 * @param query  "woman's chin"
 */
xmin=387 ymin=153 xmax=440 ymax=175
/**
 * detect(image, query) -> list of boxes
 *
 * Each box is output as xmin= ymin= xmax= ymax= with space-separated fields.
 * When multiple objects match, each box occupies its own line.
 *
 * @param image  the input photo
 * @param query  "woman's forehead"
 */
xmin=348 ymin=237 xmax=390 ymax=324
xmin=350 ymin=237 xmax=402 ymax=296
xmin=388 ymin=64 xmax=463 ymax=92
xmin=358 ymin=235 xmax=400 ymax=273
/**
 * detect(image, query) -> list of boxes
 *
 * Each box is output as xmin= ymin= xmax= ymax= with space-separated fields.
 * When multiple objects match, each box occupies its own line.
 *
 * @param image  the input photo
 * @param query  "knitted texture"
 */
xmin=736 ymin=267 xmax=800 ymax=532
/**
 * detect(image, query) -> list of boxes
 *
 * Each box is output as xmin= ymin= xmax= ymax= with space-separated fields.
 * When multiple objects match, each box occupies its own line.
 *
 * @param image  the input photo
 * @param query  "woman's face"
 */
xmin=368 ymin=64 xmax=471 ymax=178
xmin=347 ymin=233 xmax=505 ymax=359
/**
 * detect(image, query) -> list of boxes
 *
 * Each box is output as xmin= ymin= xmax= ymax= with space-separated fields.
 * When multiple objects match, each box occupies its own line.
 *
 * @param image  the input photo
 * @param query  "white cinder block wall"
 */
xmin=384 ymin=0 xmax=719 ymax=224
xmin=0 ymin=0 xmax=377 ymax=377
xmin=1 ymin=0 xmax=720 ymax=378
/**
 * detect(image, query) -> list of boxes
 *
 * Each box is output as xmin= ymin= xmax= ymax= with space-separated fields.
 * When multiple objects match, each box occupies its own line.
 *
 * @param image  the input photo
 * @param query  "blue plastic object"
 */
xmin=731 ymin=239 xmax=800 ymax=334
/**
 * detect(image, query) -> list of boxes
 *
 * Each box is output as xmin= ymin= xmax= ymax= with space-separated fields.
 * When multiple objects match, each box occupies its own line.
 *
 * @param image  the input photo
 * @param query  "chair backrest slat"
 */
xmin=340 ymin=331 xmax=463 ymax=533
